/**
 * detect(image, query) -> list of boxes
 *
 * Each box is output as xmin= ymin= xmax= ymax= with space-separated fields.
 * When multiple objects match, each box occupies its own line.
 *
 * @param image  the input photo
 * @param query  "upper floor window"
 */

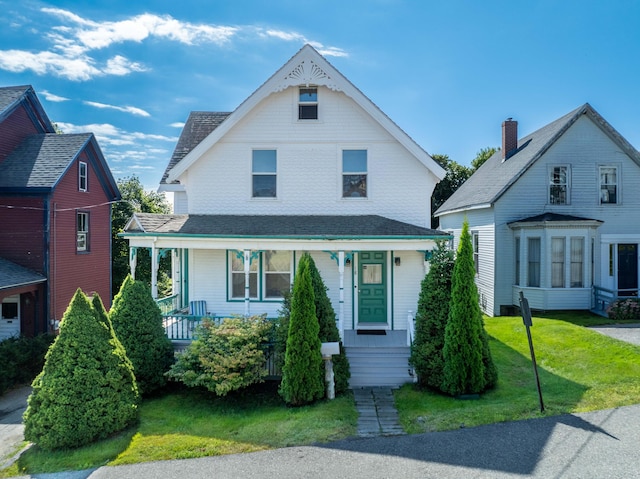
xmin=252 ymin=150 xmax=276 ymax=198
xmin=342 ymin=150 xmax=367 ymax=198
xmin=77 ymin=212 xmax=89 ymax=252
xmin=298 ymin=87 xmax=318 ymax=120
xmin=549 ymin=165 xmax=569 ymax=204
xmin=599 ymin=166 xmax=618 ymax=204
xmin=79 ymin=161 xmax=88 ymax=192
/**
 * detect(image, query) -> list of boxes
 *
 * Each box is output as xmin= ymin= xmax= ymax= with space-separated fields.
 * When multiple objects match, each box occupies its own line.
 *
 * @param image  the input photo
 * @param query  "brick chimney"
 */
xmin=502 ymin=118 xmax=518 ymax=159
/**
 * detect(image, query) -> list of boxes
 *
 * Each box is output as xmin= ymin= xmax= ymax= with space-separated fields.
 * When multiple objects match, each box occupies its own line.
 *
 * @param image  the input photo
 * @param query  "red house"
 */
xmin=0 ymin=85 xmax=120 ymax=339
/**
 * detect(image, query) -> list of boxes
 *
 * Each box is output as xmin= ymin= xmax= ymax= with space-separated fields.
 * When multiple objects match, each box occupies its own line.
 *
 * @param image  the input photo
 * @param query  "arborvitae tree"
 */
xmin=23 ymin=290 xmax=138 ymax=450
xmin=409 ymin=240 xmax=454 ymax=390
xmin=306 ymin=254 xmax=350 ymax=395
xmin=442 ymin=220 xmax=498 ymax=396
xmin=279 ymin=254 xmax=324 ymax=406
xmin=110 ymin=275 xmax=174 ymax=395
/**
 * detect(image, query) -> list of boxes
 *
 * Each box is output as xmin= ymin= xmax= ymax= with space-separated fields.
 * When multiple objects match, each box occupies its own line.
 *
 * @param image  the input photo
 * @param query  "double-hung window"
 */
xmin=77 ymin=212 xmax=89 ymax=252
xmin=527 ymin=237 xmax=541 ymax=287
xmin=570 ymin=238 xmax=584 ymax=288
xmin=342 ymin=150 xmax=367 ymax=198
xmin=252 ymin=150 xmax=276 ymax=198
xmin=264 ymin=251 xmax=291 ymax=299
xmin=549 ymin=166 xmax=569 ymax=204
xmin=472 ymin=232 xmax=480 ymax=275
xmin=599 ymin=166 xmax=618 ymax=204
xmin=298 ymin=87 xmax=318 ymax=120
xmin=230 ymin=253 xmax=258 ymax=299
xmin=551 ymin=237 xmax=565 ymax=288
xmin=79 ymin=161 xmax=87 ymax=192
xmin=229 ymin=251 xmax=291 ymax=300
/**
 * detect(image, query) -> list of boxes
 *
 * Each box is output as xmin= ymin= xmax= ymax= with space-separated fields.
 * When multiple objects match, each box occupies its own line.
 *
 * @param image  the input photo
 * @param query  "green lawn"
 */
xmin=395 ymin=314 xmax=640 ymax=433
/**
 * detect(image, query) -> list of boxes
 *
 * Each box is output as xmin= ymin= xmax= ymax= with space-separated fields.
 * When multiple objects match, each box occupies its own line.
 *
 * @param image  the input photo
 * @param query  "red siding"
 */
xmin=50 ymin=150 xmax=113 ymax=320
xmin=0 ymin=196 xmax=46 ymax=273
xmin=0 ymin=105 xmax=42 ymax=163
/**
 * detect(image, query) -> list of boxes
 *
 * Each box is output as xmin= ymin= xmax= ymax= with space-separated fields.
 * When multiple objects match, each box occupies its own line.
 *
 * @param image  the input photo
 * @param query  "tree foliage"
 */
xmin=279 ymin=254 xmax=324 ymax=406
xmin=470 ymin=146 xmax=499 ymax=170
xmin=442 ymin=220 xmax=497 ymax=396
xmin=110 ymin=275 xmax=174 ymax=395
xmin=409 ymin=240 xmax=454 ymax=390
xmin=431 ymin=154 xmax=473 ymax=228
xmin=112 ymin=175 xmax=172 ymax=298
xmin=23 ymin=290 xmax=138 ymax=450
xmin=167 ymin=316 xmax=272 ymax=396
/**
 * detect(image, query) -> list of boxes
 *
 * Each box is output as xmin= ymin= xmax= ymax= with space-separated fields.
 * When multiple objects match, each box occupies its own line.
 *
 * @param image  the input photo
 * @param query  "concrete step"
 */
xmin=345 ymin=346 xmax=413 ymax=388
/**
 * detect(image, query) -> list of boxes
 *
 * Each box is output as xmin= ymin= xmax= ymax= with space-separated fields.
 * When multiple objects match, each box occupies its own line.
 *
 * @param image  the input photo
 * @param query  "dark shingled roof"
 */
xmin=435 ymin=104 xmax=640 ymax=216
xmin=0 ymin=257 xmax=46 ymax=290
xmin=0 ymin=85 xmax=31 ymax=114
xmin=0 ymin=133 xmax=91 ymax=189
xmin=508 ymin=213 xmax=603 ymax=225
xmin=126 ymin=213 xmax=449 ymax=238
xmin=160 ymin=111 xmax=231 ymax=185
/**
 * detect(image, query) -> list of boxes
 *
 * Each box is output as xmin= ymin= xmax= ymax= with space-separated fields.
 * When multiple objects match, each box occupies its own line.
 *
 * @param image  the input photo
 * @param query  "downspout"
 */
xmin=43 ymin=197 xmax=51 ymax=334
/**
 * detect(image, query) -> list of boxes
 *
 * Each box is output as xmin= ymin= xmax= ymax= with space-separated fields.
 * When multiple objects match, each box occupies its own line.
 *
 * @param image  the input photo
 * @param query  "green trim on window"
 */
xmin=390 ymin=250 xmax=394 ymax=330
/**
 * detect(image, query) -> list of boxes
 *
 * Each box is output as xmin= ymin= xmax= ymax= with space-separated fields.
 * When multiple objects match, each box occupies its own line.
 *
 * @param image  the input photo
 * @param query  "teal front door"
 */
xmin=358 ymin=251 xmax=387 ymax=323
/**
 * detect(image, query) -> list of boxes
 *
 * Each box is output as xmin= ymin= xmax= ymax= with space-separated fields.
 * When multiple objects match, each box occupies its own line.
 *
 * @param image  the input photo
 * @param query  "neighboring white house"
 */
xmin=121 ymin=44 xmax=449 ymax=387
xmin=436 ymin=104 xmax=640 ymax=316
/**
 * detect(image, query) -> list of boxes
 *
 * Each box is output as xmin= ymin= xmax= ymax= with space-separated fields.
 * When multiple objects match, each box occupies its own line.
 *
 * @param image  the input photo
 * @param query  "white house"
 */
xmin=436 ymin=104 xmax=640 ymax=316
xmin=122 ymin=45 xmax=448 ymax=387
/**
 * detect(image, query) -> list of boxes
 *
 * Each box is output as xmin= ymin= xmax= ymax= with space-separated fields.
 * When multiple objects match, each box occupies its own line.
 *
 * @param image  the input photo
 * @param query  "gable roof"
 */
xmin=160 ymin=111 xmax=231 ymax=186
xmin=0 ymin=257 xmax=46 ymax=290
xmin=163 ymin=45 xmax=445 ymax=187
xmin=435 ymin=103 xmax=640 ymax=216
xmin=0 ymin=85 xmax=55 ymax=133
xmin=0 ymin=133 xmax=120 ymax=199
xmin=125 ymin=213 xmax=449 ymax=239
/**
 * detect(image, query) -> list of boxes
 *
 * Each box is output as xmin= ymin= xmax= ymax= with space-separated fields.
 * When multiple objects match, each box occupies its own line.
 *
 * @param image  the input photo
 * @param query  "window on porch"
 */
xmin=230 ymin=253 xmax=258 ymax=299
xmin=228 ymin=250 xmax=291 ymax=300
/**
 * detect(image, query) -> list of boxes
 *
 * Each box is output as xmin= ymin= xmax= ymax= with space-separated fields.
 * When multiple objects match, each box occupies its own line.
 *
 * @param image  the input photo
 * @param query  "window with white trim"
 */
xmin=229 ymin=251 xmax=291 ymax=300
xmin=528 ymin=237 xmax=541 ymax=287
xmin=549 ymin=165 xmax=569 ymax=204
xmin=551 ymin=237 xmax=565 ymax=288
xmin=342 ymin=150 xmax=367 ymax=198
xmin=472 ymin=232 xmax=479 ymax=275
xmin=264 ymin=251 xmax=291 ymax=299
xmin=230 ymin=252 xmax=258 ymax=299
xmin=79 ymin=161 xmax=87 ymax=192
xmin=599 ymin=166 xmax=618 ymax=204
xmin=252 ymin=150 xmax=276 ymax=198
xmin=298 ymin=87 xmax=318 ymax=120
xmin=77 ymin=212 xmax=89 ymax=252
xmin=570 ymin=237 xmax=584 ymax=288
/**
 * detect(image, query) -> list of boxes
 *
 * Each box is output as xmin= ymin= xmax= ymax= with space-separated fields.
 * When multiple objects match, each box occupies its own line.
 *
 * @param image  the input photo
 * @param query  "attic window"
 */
xmin=298 ymin=87 xmax=318 ymax=120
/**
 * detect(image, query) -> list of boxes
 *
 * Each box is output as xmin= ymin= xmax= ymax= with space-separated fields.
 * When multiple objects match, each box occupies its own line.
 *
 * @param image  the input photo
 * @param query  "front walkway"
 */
xmin=0 ymin=385 xmax=31 ymax=468
xmin=353 ymin=387 xmax=404 ymax=437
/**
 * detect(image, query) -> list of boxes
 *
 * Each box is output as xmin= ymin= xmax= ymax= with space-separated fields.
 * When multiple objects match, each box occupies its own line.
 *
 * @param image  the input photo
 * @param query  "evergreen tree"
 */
xmin=110 ymin=275 xmax=174 ymax=395
xmin=409 ymin=240 xmax=454 ymax=390
xmin=23 ymin=290 xmax=138 ymax=450
xmin=279 ymin=254 xmax=324 ymax=406
xmin=442 ymin=220 xmax=498 ymax=396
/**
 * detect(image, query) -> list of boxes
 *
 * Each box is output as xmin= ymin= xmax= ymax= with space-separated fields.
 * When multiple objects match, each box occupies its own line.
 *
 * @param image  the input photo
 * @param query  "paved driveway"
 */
xmin=589 ymin=322 xmax=640 ymax=345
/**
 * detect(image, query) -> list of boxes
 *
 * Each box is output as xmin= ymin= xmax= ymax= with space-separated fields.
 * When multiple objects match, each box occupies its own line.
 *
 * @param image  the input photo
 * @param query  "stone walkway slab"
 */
xmin=354 ymin=387 xmax=405 ymax=437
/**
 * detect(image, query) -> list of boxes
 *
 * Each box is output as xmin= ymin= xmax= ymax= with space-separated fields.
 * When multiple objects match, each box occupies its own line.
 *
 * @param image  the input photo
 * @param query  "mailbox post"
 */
xmin=321 ymin=342 xmax=340 ymax=400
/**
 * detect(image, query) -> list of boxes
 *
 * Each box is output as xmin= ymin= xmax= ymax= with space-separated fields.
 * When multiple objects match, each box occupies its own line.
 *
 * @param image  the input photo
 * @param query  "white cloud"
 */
xmin=170 ymin=122 xmax=185 ymax=128
xmin=0 ymin=49 xmax=100 ymax=81
xmin=40 ymin=90 xmax=69 ymax=102
xmin=84 ymin=100 xmax=150 ymax=117
xmin=56 ymin=121 xmax=178 ymax=146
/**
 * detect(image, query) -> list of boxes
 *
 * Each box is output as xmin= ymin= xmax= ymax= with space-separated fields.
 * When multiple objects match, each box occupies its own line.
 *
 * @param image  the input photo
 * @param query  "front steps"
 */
xmin=346 ymin=345 xmax=414 ymax=388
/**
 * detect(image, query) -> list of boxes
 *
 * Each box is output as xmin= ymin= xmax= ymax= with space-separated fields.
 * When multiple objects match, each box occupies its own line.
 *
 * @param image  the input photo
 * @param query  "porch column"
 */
xmin=151 ymin=243 xmax=158 ymax=299
xmin=172 ymin=249 xmax=181 ymax=305
xmin=244 ymin=249 xmax=251 ymax=316
xmin=338 ymin=251 xmax=345 ymax=340
xmin=129 ymin=247 xmax=137 ymax=279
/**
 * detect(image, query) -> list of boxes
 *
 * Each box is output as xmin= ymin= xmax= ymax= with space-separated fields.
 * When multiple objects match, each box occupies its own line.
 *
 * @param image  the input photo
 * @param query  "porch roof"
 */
xmin=124 ymin=213 xmax=449 ymax=240
xmin=0 ymin=257 xmax=46 ymax=291
xmin=508 ymin=212 xmax=603 ymax=228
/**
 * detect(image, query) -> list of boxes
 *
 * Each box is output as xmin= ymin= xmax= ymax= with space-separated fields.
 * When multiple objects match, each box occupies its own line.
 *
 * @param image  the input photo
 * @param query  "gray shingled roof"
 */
xmin=0 ymin=257 xmax=46 ymax=290
xmin=0 ymin=133 xmax=91 ymax=189
xmin=435 ymin=104 xmax=640 ymax=216
xmin=160 ymin=111 xmax=231 ymax=185
xmin=126 ymin=213 xmax=449 ymax=238
xmin=0 ymin=85 xmax=30 ymax=115
xmin=508 ymin=212 xmax=603 ymax=225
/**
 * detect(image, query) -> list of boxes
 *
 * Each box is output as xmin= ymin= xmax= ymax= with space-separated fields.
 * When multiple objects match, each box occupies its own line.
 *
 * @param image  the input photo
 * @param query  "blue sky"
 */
xmin=1 ymin=0 xmax=639 ymax=190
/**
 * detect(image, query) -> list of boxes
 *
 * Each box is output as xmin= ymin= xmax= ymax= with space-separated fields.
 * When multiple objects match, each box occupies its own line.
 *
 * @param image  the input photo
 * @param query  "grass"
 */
xmin=2 ymin=383 xmax=357 ymax=478
xmin=395 ymin=313 xmax=640 ymax=434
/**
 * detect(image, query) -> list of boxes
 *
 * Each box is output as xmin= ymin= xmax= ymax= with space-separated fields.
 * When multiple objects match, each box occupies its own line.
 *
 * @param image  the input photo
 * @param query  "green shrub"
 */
xmin=279 ymin=254 xmax=324 ymax=406
xmin=110 ymin=275 xmax=174 ymax=395
xmin=23 ymin=290 xmax=139 ymax=450
xmin=167 ymin=315 xmax=272 ymax=396
xmin=410 ymin=240 xmax=454 ymax=390
xmin=442 ymin=220 xmax=497 ymax=396
xmin=607 ymin=298 xmax=640 ymax=320
xmin=0 ymin=334 xmax=54 ymax=395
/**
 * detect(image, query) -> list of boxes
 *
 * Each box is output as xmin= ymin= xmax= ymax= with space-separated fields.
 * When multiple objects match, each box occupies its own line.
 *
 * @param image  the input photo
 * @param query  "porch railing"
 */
xmin=593 ymin=286 xmax=639 ymax=314
xmin=156 ymin=294 xmax=180 ymax=315
xmin=406 ymin=310 xmax=415 ymax=347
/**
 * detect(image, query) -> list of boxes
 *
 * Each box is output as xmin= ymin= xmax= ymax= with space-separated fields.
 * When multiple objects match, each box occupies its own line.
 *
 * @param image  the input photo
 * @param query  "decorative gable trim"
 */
xmin=273 ymin=59 xmax=340 ymax=92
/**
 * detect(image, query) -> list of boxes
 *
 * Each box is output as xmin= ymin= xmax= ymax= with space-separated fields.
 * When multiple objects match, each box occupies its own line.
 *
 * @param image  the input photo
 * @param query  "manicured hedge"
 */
xmin=0 ymin=334 xmax=54 ymax=396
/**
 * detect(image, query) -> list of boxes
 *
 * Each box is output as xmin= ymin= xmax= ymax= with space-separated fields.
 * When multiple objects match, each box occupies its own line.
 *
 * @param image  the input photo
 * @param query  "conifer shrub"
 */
xmin=110 ymin=275 xmax=174 ymax=395
xmin=23 ymin=290 xmax=138 ymax=450
xmin=279 ymin=254 xmax=324 ymax=406
xmin=442 ymin=220 xmax=498 ymax=396
xmin=166 ymin=315 xmax=272 ymax=396
xmin=409 ymin=240 xmax=454 ymax=390
xmin=0 ymin=334 xmax=54 ymax=396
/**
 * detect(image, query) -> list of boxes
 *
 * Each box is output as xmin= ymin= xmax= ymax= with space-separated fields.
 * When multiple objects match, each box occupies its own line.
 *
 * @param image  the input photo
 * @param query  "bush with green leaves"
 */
xmin=607 ymin=298 xmax=640 ymax=320
xmin=442 ymin=221 xmax=498 ymax=396
xmin=166 ymin=315 xmax=272 ymax=396
xmin=23 ymin=290 xmax=138 ymax=450
xmin=0 ymin=334 xmax=54 ymax=396
xmin=279 ymin=254 xmax=324 ymax=406
xmin=410 ymin=240 xmax=454 ymax=390
xmin=110 ymin=275 xmax=174 ymax=395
